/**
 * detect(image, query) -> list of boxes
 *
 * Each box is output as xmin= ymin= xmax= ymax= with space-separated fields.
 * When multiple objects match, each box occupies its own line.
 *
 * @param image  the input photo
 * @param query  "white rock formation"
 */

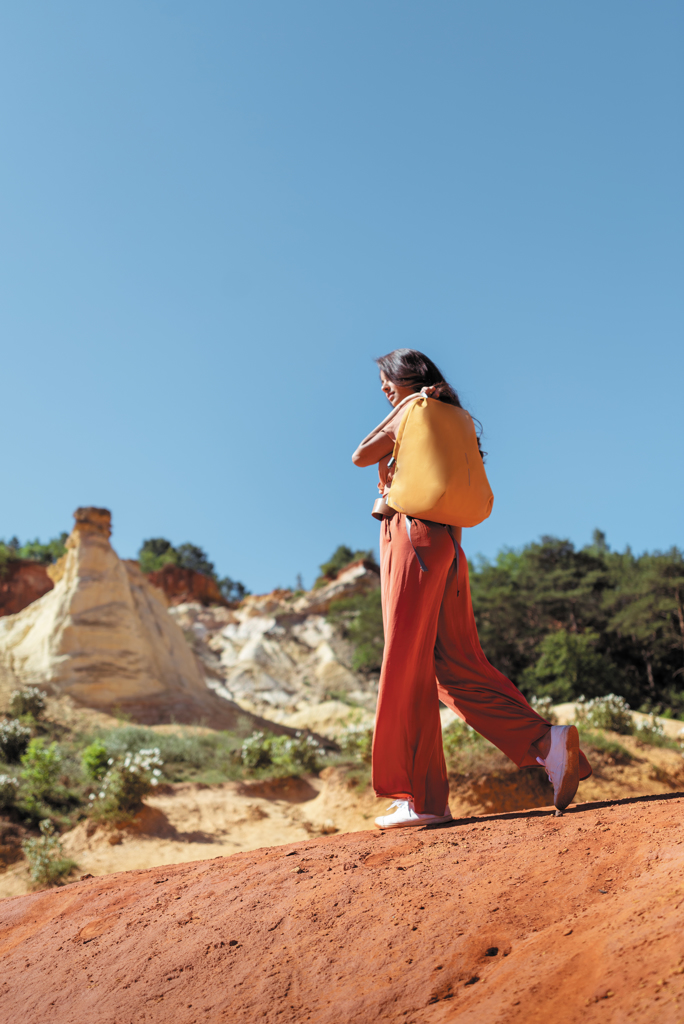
xmin=0 ymin=508 xmax=288 ymax=732
xmin=167 ymin=560 xmax=382 ymax=723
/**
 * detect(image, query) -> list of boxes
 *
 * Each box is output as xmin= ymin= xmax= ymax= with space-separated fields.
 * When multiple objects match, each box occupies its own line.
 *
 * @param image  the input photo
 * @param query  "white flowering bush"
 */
xmin=442 ymin=719 xmax=480 ymax=757
xmin=21 ymin=819 xmax=76 ymax=888
xmin=89 ymin=748 xmax=163 ymax=817
xmin=9 ymin=687 xmax=47 ymax=720
xmin=633 ymin=715 xmax=666 ymax=746
xmin=337 ymin=722 xmax=374 ymax=764
xmin=240 ymin=731 xmax=324 ymax=774
xmin=0 ymin=719 xmax=32 ymax=762
xmin=0 ymin=773 xmax=18 ymax=808
xmin=240 ymin=731 xmax=271 ymax=769
xmin=529 ymin=695 xmax=559 ymax=724
xmin=273 ymin=733 xmax=323 ymax=773
xmin=574 ymin=694 xmax=633 ymax=735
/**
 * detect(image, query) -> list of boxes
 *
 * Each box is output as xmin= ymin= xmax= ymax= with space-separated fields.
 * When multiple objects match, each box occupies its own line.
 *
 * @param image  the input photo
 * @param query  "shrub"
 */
xmin=20 ymin=738 xmax=62 ymax=801
xmin=240 ymin=731 xmax=324 ymax=774
xmin=441 ymin=720 xmax=508 ymax=777
xmin=138 ymin=539 xmax=248 ymax=600
xmin=21 ymin=819 xmax=77 ymax=888
xmin=138 ymin=538 xmax=180 ymax=574
xmin=316 ymin=545 xmax=376 ymax=586
xmin=9 ymin=687 xmax=47 ymax=720
xmin=633 ymin=716 xmax=670 ymax=747
xmin=17 ymin=534 xmax=68 ymax=565
xmin=576 ymin=728 xmax=633 ymax=763
xmin=442 ymin=719 xmax=480 ymax=758
xmin=81 ymin=741 xmax=112 ymax=781
xmin=271 ymin=734 xmax=323 ymax=773
xmin=240 ymin=731 xmax=271 ymax=769
xmin=529 ymin=695 xmax=559 ymax=724
xmin=327 ymin=588 xmax=384 ymax=673
xmin=0 ymin=773 xmax=18 ymax=808
xmin=84 ymin=726 xmax=244 ymax=784
xmin=574 ymin=694 xmax=633 ymax=734
xmin=0 ymin=539 xmax=19 ymax=578
xmin=0 ymin=719 xmax=32 ymax=762
xmin=337 ymin=723 xmax=373 ymax=764
xmin=89 ymin=748 xmax=163 ymax=817
xmin=218 ymin=576 xmax=249 ymax=603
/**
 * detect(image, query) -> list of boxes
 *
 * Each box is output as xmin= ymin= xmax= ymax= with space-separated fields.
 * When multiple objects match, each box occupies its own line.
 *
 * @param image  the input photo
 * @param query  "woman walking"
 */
xmin=352 ymin=349 xmax=591 ymax=829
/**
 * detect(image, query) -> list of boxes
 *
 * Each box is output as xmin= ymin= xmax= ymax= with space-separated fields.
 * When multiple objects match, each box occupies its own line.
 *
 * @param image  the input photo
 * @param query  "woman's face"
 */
xmin=380 ymin=371 xmax=416 ymax=407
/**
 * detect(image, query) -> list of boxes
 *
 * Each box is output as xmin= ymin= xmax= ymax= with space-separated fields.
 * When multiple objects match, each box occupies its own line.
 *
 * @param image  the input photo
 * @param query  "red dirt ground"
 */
xmin=2 ymin=793 xmax=683 ymax=1024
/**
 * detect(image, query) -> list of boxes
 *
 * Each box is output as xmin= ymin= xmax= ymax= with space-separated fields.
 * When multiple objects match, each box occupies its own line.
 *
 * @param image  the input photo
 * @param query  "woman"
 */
xmin=352 ymin=349 xmax=591 ymax=829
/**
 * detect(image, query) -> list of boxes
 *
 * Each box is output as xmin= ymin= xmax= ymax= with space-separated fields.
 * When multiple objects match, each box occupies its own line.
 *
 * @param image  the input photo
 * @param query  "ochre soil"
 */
xmin=1 ymin=794 xmax=683 ymax=1024
xmin=2 ymin=729 xmax=683 ymax=898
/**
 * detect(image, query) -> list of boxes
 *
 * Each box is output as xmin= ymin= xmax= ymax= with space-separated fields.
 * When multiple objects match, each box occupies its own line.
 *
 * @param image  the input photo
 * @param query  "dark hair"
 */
xmin=375 ymin=348 xmax=462 ymax=406
xmin=375 ymin=348 xmax=486 ymax=458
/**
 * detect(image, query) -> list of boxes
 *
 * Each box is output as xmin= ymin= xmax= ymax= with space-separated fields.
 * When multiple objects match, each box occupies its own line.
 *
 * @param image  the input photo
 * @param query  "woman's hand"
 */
xmin=352 ymin=431 xmax=394 ymax=467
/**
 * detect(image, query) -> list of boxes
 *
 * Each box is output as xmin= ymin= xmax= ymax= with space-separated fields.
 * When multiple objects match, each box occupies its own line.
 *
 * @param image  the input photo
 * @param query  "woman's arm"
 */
xmin=352 ymin=393 xmax=422 ymax=467
xmin=352 ymin=431 xmax=394 ymax=467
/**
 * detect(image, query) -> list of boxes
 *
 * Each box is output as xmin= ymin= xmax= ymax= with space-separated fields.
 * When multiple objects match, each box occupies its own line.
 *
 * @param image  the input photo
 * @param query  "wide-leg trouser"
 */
xmin=372 ymin=514 xmax=591 ymax=815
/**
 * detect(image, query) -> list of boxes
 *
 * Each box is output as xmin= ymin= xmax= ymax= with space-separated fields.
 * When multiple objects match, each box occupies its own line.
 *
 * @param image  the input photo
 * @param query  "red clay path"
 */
xmin=1 ymin=794 xmax=683 ymax=1023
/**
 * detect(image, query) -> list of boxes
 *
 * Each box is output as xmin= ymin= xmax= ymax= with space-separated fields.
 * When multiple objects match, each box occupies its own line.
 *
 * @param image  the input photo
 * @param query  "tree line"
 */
xmin=0 ymin=533 xmax=248 ymax=604
xmin=470 ymin=530 xmax=684 ymax=715
xmin=326 ymin=531 xmax=684 ymax=717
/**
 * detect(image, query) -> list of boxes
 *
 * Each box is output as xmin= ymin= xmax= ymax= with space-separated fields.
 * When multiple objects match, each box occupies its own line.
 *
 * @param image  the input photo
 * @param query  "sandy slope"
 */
xmin=2 ymin=726 xmax=682 ymax=899
xmin=0 ymin=770 xmax=390 ymax=898
xmin=1 ymin=793 xmax=683 ymax=1024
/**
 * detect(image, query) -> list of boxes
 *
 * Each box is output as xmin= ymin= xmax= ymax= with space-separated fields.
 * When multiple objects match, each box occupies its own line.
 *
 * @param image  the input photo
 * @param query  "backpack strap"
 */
xmin=405 ymin=518 xmax=460 ymax=593
xmin=357 ymin=389 xmax=432 ymax=448
xmin=405 ymin=516 xmax=428 ymax=572
xmin=448 ymin=527 xmax=460 ymax=595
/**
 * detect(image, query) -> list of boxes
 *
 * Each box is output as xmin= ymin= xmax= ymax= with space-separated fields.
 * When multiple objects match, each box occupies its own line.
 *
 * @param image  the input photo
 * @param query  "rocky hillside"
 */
xmin=1 ymin=794 xmax=682 ymax=1024
xmin=0 ymin=560 xmax=54 ymax=616
xmin=0 ymin=508 xmax=316 ymax=736
xmin=168 ymin=557 xmax=380 ymax=727
xmin=0 ymin=508 xmax=379 ymax=737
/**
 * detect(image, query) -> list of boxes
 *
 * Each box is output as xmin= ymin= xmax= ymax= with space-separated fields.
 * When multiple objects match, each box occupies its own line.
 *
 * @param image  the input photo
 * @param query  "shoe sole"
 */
xmin=375 ymin=814 xmax=453 ymax=830
xmin=554 ymin=725 xmax=580 ymax=810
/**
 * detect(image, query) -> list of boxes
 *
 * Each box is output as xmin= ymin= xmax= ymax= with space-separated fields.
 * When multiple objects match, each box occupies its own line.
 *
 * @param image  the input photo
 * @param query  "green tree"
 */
xmin=519 ymin=629 xmax=617 ymax=702
xmin=603 ymin=547 xmax=684 ymax=711
xmin=176 ymin=543 xmax=215 ymax=577
xmin=218 ymin=576 xmax=249 ymax=602
xmin=0 ymin=534 xmax=68 ymax=572
xmin=0 ymin=538 xmax=20 ymax=577
xmin=470 ymin=533 xmax=684 ymax=714
xmin=17 ymin=534 xmax=68 ymax=565
xmin=138 ymin=538 xmax=180 ymax=573
xmin=317 ymin=545 xmax=376 ymax=586
xmin=138 ymin=538 xmax=249 ymax=603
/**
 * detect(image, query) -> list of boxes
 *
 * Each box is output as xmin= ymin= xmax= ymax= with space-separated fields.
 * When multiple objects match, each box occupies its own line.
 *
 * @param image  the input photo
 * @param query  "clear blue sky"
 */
xmin=1 ymin=2 xmax=682 ymax=593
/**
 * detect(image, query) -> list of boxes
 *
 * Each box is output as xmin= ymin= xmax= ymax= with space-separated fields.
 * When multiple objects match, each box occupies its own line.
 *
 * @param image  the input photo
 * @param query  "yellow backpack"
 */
xmin=387 ymin=395 xmax=494 ymax=527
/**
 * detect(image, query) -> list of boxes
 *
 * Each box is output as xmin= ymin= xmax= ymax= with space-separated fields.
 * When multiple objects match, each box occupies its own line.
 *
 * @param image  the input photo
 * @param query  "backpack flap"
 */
xmin=387 ymin=396 xmax=494 ymax=528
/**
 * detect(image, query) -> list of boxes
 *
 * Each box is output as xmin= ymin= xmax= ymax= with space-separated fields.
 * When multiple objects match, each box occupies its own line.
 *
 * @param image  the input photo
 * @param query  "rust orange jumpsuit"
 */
xmin=372 ymin=514 xmax=592 ymax=814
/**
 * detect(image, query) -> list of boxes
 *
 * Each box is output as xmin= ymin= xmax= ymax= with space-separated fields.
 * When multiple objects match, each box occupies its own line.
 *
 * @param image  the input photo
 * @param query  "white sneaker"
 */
xmin=536 ymin=725 xmax=580 ymax=810
xmin=374 ymin=799 xmax=453 ymax=830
